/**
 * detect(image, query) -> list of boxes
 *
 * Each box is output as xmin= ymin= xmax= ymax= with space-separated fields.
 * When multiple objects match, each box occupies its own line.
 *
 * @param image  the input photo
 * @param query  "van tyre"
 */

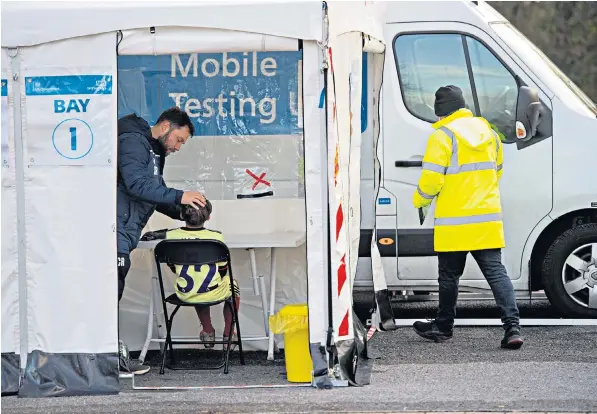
xmin=541 ymin=223 xmax=597 ymax=318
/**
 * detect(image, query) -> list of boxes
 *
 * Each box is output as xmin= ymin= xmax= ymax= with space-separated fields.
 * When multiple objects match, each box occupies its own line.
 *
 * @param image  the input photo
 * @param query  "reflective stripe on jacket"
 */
xmin=412 ymin=108 xmax=505 ymax=252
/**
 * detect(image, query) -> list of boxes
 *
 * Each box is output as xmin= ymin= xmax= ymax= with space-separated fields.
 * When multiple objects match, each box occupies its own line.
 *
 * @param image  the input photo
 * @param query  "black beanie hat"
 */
xmin=434 ymin=85 xmax=466 ymax=117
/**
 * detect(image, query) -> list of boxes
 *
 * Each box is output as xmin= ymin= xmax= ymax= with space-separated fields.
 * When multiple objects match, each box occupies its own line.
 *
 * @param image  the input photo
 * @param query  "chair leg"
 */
xmin=168 ymin=306 xmax=181 ymax=367
xmin=231 ymin=300 xmax=245 ymax=366
xmin=160 ymin=305 xmax=181 ymax=374
xmin=221 ymin=301 xmax=233 ymax=374
xmin=160 ymin=318 xmax=171 ymax=375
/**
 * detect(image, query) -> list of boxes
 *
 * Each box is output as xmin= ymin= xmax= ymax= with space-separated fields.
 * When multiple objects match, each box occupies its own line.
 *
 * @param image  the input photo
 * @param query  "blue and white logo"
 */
xmin=378 ymin=198 xmax=391 ymax=205
xmin=52 ymin=118 xmax=93 ymax=160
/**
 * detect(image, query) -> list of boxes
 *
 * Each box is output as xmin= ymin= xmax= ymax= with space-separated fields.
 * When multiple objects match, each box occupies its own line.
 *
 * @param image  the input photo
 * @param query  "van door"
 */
xmin=379 ymin=22 xmax=553 ymax=287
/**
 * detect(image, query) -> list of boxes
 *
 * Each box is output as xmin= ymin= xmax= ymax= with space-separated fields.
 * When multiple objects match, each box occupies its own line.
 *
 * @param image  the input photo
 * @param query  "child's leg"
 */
xmin=194 ymin=306 xmax=214 ymax=333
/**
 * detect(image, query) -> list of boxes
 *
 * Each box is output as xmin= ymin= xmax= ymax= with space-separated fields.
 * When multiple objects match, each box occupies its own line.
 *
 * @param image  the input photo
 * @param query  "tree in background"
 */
xmin=490 ymin=1 xmax=597 ymax=102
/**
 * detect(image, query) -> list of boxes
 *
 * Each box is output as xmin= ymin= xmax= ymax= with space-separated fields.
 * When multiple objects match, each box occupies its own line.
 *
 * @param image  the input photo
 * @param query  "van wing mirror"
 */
xmin=515 ymin=86 xmax=551 ymax=142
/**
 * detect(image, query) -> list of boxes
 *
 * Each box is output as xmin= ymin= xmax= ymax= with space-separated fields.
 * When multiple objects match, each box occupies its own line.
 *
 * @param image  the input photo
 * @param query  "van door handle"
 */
xmin=395 ymin=160 xmax=422 ymax=167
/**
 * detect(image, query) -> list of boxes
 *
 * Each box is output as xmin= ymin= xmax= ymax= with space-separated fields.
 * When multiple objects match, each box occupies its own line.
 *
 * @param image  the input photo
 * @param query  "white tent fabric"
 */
xmin=327 ymin=1 xmax=385 ymax=42
xmin=1 ymin=0 xmax=388 ymax=397
xmin=0 ymin=1 xmax=323 ymax=47
xmin=302 ymin=41 xmax=329 ymax=351
xmin=327 ymin=32 xmax=363 ymax=344
xmin=1 ymin=47 xmax=21 ymax=395
xmin=369 ymin=53 xmax=397 ymax=332
xmin=13 ymin=32 xmax=119 ymax=397
xmin=325 ymin=1 xmax=391 ymax=382
xmin=117 ymin=27 xmax=300 ymax=55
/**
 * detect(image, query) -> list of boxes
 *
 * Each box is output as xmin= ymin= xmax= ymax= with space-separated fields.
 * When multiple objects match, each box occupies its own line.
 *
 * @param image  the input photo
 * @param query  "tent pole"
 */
xmin=322 ymin=60 xmax=334 ymax=368
xmin=9 ymin=47 xmax=29 ymax=380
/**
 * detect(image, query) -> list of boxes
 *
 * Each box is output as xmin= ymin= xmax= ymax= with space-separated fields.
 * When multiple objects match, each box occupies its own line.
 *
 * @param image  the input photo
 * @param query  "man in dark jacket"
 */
xmin=117 ymin=107 xmax=206 ymax=374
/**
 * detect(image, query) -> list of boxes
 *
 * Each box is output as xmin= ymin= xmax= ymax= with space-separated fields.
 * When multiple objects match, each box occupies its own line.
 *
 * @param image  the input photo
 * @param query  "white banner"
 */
xmin=21 ymin=32 xmax=118 ymax=356
xmin=23 ymin=70 xmax=114 ymax=166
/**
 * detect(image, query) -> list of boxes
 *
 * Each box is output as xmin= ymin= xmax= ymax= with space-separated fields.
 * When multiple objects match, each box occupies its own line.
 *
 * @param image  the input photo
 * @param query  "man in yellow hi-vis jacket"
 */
xmin=412 ymin=85 xmax=523 ymax=349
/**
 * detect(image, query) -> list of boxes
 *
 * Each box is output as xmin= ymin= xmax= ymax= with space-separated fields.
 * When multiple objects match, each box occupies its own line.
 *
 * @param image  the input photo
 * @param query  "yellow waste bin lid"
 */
xmin=269 ymin=303 xmax=308 ymax=334
xmin=278 ymin=303 xmax=308 ymax=317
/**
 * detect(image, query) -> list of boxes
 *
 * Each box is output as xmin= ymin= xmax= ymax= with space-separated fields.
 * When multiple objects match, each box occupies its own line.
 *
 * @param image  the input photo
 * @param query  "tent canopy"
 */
xmin=1 ymin=1 xmax=385 ymax=48
xmin=1 ymin=0 xmax=388 ymax=397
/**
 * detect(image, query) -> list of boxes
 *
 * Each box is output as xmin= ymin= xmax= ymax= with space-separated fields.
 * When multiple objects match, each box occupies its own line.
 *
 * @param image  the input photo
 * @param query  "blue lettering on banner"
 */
xmin=1 ymin=79 xmax=7 ymax=97
xmin=70 ymin=127 xmax=77 ymax=151
xmin=25 ymin=75 xmax=112 ymax=96
xmin=118 ymin=52 xmax=302 ymax=137
xmin=378 ymin=198 xmax=391 ymax=205
xmin=54 ymin=98 xmax=90 ymax=113
xmin=52 ymin=118 xmax=94 ymax=160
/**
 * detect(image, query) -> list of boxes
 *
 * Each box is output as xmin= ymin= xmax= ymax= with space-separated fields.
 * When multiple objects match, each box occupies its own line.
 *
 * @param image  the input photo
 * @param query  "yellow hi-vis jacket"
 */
xmin=413 ymin=108 xmax=505 ymax=252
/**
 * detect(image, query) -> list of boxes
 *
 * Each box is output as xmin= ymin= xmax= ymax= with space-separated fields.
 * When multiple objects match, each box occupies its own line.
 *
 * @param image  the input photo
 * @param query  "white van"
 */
xmin=356 ymin=0 xmax=597 ymax=318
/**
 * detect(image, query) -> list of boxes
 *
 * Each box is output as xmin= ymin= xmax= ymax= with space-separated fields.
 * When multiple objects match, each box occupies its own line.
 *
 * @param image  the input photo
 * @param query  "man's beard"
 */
xmin=157 ymin=128 xmax=174 ymax=155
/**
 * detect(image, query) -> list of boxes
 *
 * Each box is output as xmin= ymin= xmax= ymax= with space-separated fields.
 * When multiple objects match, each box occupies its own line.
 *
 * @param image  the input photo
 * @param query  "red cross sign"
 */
xmin=245 ymin=169 xmax=271 ymax=190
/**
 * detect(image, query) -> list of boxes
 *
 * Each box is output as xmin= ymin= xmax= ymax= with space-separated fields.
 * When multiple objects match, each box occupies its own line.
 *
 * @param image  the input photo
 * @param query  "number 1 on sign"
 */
xmin=70 ymin=127 xmax=77 ymax=151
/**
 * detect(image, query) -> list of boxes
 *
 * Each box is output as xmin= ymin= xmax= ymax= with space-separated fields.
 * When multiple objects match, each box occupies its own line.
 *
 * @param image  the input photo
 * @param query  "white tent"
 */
xmin=1 ymin=0 xmax=392 ymax=397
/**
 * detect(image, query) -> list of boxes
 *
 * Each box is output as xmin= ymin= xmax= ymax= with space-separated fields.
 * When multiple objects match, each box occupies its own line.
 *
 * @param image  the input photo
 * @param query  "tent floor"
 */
xmin=125 ymin=349 xmax=294 ymax=389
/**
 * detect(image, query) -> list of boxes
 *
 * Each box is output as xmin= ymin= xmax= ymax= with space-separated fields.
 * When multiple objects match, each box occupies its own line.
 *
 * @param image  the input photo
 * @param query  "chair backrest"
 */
xmin=154 ymin=239 xmax=230 ymax=267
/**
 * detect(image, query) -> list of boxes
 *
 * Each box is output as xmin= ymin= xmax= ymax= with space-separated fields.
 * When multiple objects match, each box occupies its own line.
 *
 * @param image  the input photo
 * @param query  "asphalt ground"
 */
xmin=3 ymin=300 xmax=597 ymax=413
xmin=353 ymin=294 xmax=563 ymax=322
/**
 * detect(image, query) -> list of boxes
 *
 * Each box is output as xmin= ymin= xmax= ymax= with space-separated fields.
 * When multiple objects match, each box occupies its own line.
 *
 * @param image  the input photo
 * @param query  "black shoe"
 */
xmin=413 ymin=320 xmax=453 ymax=342
xmin=501 ymin=326 xmax=523 ymax=349
xmin=120 ymin=358 xmax=151 ymax=375
xmin=119 ymin=340 xmax=150 ymax=375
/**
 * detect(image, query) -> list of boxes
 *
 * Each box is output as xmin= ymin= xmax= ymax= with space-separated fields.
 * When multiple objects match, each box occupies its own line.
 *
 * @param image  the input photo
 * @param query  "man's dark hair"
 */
xmin=156 ymin=107 xmax=195 ymax=137
xmin=181 ymin=199 xmax=212 ymax=227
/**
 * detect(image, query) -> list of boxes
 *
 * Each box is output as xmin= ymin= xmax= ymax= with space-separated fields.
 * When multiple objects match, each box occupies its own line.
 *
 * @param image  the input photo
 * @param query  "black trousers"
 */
xmin=436 ymin=249 xmax=520 ymax=330
xmin=117 ymin=253 xmax=131 ymax=302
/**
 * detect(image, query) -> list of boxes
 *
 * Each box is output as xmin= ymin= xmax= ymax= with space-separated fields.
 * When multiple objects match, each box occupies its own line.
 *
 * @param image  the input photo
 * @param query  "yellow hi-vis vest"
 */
xmin=413 ymin=108 xmax=505 ymax=252
xmin=165 ymin=227 xmax=228 ymax=302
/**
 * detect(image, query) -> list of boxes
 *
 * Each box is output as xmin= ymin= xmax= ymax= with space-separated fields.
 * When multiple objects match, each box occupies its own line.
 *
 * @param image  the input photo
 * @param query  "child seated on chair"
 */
xmin=165 ymin=200 xmax=240 ymax=349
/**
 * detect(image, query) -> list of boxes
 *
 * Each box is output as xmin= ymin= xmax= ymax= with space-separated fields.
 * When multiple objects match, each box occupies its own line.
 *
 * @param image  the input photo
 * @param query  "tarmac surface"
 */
xmin=3 ymin=300 xmax=597 ymax=413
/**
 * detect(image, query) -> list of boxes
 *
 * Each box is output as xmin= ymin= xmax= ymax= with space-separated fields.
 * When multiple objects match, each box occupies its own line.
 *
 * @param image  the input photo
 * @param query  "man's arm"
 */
xmin=164 ymin=229 xmax=177 ymax=273
xmin=155 ymin=203 xmax=183 ymax=221
xmin=118 ymin=133 xmax=183 ymax=205
xmin=412 ymin=129 xmax=451 ymax=209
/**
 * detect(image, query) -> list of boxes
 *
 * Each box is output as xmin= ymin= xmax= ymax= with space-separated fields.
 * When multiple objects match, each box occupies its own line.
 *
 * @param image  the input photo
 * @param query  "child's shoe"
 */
xmin=200 ymin=330 xmax=215 ymax=349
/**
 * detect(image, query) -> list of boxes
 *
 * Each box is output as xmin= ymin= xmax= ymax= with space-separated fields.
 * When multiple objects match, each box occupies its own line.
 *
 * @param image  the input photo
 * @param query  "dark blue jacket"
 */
xmin=117 ymin=114 xmax=183 ymax=254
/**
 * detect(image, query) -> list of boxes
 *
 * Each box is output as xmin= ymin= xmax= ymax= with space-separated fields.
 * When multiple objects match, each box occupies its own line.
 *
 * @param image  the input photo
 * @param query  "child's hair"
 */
xmin=181 ymin=199 xmax=212 ymax=227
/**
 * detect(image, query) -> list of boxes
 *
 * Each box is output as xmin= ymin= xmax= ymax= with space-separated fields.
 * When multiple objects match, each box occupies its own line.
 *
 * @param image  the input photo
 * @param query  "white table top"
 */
xmin=136 ymin=230 xmax=306 ymax=250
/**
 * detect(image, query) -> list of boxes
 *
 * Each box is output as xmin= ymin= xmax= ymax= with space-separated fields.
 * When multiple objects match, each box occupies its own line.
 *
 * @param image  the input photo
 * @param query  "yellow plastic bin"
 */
xmin=269 ymin=303 xmax=313 ymax=383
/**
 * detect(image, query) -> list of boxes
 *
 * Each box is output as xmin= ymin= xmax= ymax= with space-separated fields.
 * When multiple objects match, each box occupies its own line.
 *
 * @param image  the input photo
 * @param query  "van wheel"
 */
xmin=541 ymin=223 xmax=597 ymax=318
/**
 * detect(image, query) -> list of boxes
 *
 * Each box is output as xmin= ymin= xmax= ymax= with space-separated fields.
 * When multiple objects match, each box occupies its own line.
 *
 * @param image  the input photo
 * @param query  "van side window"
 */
xmin=466 ymin=37 xmax=518 ymax=140
xmin=394 ymin=33 xmax=518 ymax=141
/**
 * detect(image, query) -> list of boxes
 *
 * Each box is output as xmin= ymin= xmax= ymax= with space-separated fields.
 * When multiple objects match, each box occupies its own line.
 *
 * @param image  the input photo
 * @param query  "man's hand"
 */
xmin=418 ymin=205 xmax=431 ymax=225
xmin=181 ymin=191 xmax=206 ymax=209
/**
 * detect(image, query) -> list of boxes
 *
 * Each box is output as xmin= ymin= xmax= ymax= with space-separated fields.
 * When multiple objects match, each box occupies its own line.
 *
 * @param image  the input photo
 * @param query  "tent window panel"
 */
xmin=117 ymin=52 xmax=305 ymax=200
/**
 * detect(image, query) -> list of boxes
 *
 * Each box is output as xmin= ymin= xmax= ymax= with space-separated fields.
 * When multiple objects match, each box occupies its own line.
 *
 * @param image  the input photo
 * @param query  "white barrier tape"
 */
xmin=132 ymin=382 xmax=313 ymax=391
